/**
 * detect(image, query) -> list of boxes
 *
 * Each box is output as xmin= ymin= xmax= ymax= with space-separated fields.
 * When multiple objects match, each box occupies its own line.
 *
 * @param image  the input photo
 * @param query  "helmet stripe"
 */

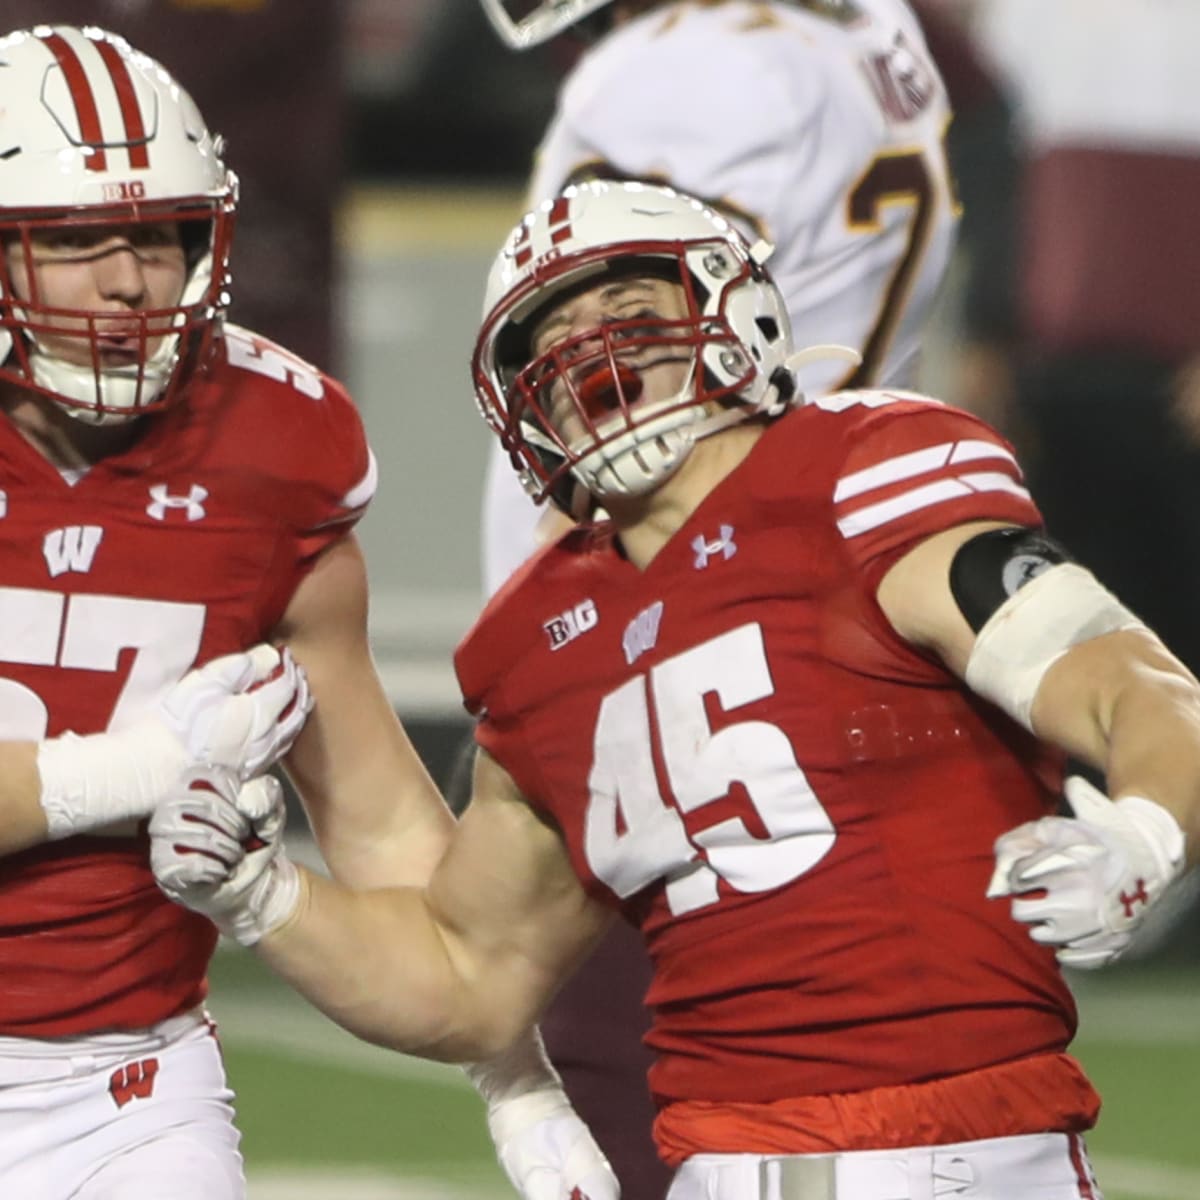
xmin=94 ymin=39 xmax=151 ymax=169
xmin=40 ymin=32 xmax=108 ymax=172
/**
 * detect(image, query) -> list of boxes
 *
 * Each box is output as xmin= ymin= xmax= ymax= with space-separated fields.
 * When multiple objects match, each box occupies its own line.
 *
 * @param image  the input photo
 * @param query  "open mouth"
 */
xmin=576 ymin=362 xmax=643 ymax=421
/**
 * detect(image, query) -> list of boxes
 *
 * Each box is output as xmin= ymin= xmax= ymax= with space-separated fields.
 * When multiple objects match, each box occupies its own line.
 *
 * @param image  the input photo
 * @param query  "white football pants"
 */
xmin=668 ymin=1132 xmax=1102 ymax=1200
xmin=0 ymin=1008 xmax=243 ymax=1199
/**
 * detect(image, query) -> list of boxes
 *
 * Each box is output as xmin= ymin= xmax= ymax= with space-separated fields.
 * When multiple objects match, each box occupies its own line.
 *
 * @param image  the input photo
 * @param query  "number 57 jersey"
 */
xmin=457 ymin=394 xmax=1077 ymax=1108
xmin=0 ymin=327 xmax=373 ymax=1037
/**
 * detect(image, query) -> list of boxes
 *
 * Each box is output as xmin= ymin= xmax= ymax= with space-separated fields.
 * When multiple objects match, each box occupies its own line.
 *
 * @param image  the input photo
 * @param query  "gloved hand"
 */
xmin=150 ymin=765 xmax=301 ymax=946
xmin=465 ymin=1031 xmax=620 ymax=1200
xmin=988 ymin=775 xmax=1186 ymax=968
xmin=37 ymin=644 xmax=311 ymax=840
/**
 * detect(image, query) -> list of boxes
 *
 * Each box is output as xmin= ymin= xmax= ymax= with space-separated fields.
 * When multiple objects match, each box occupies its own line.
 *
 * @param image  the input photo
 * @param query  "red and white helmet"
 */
xmin=472 ymin=181 xmax=795 ymax=512
xmin=0 ymin=25 xmax=236 ymax=424
xmin=479 ymin=0 xmax=615 ymax=50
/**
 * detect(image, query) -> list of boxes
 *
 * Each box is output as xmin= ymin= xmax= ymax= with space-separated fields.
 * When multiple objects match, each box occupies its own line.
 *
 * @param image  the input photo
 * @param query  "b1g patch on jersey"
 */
xmin=543 ymin=598 xmax=599 ymax=650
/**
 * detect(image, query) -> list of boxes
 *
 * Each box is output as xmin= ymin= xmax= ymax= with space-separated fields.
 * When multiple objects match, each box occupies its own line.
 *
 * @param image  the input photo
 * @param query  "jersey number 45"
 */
xmin=584 ymin=622 xmax=835 ymax=915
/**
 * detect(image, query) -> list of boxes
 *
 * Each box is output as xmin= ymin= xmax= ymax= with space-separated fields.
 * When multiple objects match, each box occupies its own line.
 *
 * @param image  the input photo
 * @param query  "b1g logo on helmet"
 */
xmin=103 ymin=180 xmax=147 ymax=202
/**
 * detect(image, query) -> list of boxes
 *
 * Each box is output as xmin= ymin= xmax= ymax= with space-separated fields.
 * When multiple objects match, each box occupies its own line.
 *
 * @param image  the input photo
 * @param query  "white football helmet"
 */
xmin=0 ymin=26 xmax=236 ymax=424
xmin=479 ymin=0 xmax=616 ymax=50
xmin=472 ymin=181 xmax=795 ymax=512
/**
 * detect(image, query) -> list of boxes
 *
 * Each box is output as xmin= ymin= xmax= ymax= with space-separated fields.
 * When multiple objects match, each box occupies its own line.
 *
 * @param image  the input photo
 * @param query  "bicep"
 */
xmin=875 ymin=519 xmax=1014 ymax=675
xmin=273 ymin=534 xmax=453 ymax=886
xmin=429 ymin=749 xmax=612 ymax=1027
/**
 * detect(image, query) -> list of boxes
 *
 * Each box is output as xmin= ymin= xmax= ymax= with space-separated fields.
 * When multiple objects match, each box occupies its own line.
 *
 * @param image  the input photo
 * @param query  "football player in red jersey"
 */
xmin=0 ymin=25 xmax=611 ymax=1200
xmin=150 ymin=180 xmax=1200 ymax=1199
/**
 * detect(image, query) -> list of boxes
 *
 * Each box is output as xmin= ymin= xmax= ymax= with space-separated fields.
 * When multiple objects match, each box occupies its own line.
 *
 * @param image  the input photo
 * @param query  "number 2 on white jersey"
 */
xmin=584 ymin=623 xmax=835 ymax=915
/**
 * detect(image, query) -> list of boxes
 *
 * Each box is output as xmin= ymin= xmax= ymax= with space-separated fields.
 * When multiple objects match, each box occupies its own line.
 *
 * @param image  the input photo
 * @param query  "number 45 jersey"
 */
xmin=456 ymin=394 xmax=1077 ymax=1109
xmin=0 ymin=326 xmax=373 ymax=1037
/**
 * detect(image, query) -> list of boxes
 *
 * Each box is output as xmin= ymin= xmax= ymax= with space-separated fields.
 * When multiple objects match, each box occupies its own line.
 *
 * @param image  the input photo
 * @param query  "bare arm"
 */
xmin=0 ymin=745 xmax=51 ymax=855
xmin=877 ymin=519 xmax=1200 ymax=847
xmin=272 ymin=533 xmax=454 ymax=887
xmin=255 ymin=748 xmax=613 ymax=1061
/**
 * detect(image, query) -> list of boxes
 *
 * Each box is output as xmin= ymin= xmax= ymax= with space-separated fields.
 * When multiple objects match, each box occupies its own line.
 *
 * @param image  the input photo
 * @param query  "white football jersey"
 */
xmin=483 ymin=0 xmax=960 ymax=594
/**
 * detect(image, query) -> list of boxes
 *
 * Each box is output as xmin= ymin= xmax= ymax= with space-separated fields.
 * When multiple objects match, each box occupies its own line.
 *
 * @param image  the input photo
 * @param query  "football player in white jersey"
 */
xmin=475 ymin=3 xmax=959 ymax=1192
xmin=0 ymin=25 xmax=609 ymax=1200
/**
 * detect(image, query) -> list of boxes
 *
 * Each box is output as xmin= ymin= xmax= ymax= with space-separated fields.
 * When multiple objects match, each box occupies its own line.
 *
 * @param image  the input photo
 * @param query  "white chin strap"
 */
xmin=29 ymin=338 xmax=179 ymax=426
xmin=571 ymin=390 xmax=755 ymax=501
xmin=576 ymin=401 xmax=704 ymax=499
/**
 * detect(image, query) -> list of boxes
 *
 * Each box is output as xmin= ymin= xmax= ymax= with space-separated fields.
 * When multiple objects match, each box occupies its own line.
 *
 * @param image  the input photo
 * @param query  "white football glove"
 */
xmin=37 ymin=644 xmax=311 ymax=840
xmin=465 ymin=1031 xmax=620 ymax=1200
xmin=988 ymin=776 xmax=1186 ymax=968
xmin=149 ymin=766 xmax=301 ymax=946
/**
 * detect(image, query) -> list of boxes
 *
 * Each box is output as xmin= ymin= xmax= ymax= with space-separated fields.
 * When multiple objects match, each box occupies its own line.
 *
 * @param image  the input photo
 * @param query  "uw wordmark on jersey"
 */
xmin=457 ymin=393 xmax=1075 ymax=1107
xmin=0 ymin=327 xmax=374 ymax=1037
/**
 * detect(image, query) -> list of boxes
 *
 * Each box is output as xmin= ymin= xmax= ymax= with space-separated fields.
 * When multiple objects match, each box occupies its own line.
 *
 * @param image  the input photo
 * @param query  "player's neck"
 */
xmin=610 ymin=421 xmax=763 ymax=569
xmin=0 ymin=386 xmax=145 ymax=469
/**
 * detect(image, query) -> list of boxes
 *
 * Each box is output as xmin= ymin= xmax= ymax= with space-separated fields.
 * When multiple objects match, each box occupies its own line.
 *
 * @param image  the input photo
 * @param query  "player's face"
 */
xmin=528 ymin=273 xmax=695 ymax=445
xmin=4 ymin=220 xmax=188 ymax=369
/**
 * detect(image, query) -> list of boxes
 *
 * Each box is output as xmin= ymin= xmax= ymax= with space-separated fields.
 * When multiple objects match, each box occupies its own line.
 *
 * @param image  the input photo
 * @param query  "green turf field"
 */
xmin=207 ymin=948 xmax=1200 ymax=1199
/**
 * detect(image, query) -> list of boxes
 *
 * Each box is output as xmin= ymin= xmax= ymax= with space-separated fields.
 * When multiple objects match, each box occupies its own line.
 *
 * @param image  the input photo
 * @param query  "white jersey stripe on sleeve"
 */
xmin=837 ymin=474 xmax=1031 ymax=538
xmin=833 ymin=440 xmax=1017 ymax=503
xmin=957 ymin=472 xmax=1031 ymax=499
xmin=834 ymin=443 xmax=954 ymax=502
xmin=340 ymin=447 xmax=378 ymax=511
xmin=838 ymin=479 xmax=969 ymax=537
xmin=950 ymin=440 xmax=1020 ymax=468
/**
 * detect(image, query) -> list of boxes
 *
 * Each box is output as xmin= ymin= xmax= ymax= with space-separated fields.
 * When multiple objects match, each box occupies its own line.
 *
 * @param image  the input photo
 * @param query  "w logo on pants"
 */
xmin=109 ymin=1058 xmax=160 ymax=1108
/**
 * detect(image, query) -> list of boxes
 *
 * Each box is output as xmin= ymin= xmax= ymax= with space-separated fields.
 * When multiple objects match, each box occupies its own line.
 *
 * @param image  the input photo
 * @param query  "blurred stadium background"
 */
xmin=9 ymin=2 xmax=1196 ymax=1196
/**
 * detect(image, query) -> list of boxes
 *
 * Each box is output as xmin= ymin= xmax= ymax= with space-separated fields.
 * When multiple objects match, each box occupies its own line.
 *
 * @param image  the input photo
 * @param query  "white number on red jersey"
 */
xmin=0 ymin=588 xmax=205 ymax=738
xmin=584 ymin=623 xmax=835 ymax=915
xmin=226 ymin=329 xmax=324 ymax=400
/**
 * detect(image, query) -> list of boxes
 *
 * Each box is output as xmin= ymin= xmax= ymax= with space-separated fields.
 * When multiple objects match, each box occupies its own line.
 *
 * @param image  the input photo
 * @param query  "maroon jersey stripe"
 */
xmin=94 ymin=38 xmax=151 ymax=169
xmin=40 ymin=32 xmax=107 ymax=172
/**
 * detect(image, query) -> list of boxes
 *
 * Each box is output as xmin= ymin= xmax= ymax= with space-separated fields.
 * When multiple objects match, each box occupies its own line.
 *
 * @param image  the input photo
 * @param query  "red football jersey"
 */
xmin=456 ymin=393 xmax=1076 ymax=1108
xmin=0 ymin=326 xmax=373 ymax=1036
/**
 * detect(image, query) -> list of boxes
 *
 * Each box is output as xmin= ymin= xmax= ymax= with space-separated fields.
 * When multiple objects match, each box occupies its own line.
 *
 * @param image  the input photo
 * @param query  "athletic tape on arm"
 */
xmin=964 ymin=563 xmax=1145 ymax=730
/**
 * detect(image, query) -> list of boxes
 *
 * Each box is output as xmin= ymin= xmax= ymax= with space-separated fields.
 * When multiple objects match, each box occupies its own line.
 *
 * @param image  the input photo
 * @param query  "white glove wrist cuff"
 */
xmin=1116 ymin=794 xmax=1187 ymax=880
xmin=219 ymin=853 xmax=302 ymax=947
xmin=464 ymin=1028 xmax=564 ymax=1106
xmin=37 ymin=726 xmax=180 ymax=840
xmin=484 ymin=1088 xmax=574 ymax=1150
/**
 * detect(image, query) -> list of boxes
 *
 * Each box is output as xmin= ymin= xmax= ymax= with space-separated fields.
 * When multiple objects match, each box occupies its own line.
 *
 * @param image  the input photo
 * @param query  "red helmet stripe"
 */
xmin=94 ymin=39 xmax=151 ymax=169
xmin=40 ymin=33 xmax=108 ymax=172
xmin=548 ymin=195 xmax=571 ymax=226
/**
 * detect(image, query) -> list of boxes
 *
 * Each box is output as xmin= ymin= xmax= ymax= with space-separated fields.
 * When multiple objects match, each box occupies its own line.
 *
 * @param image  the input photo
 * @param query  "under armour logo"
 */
xmin=692 ymin=525 xmax=737 ymax=569
xmin=147 ymin=483 xmax=208 ymax=522
xmin=109 ymin=1057 xmax=159 ymax=1108
xmin=1119 ymin=878 xmax=1151 ymax=919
